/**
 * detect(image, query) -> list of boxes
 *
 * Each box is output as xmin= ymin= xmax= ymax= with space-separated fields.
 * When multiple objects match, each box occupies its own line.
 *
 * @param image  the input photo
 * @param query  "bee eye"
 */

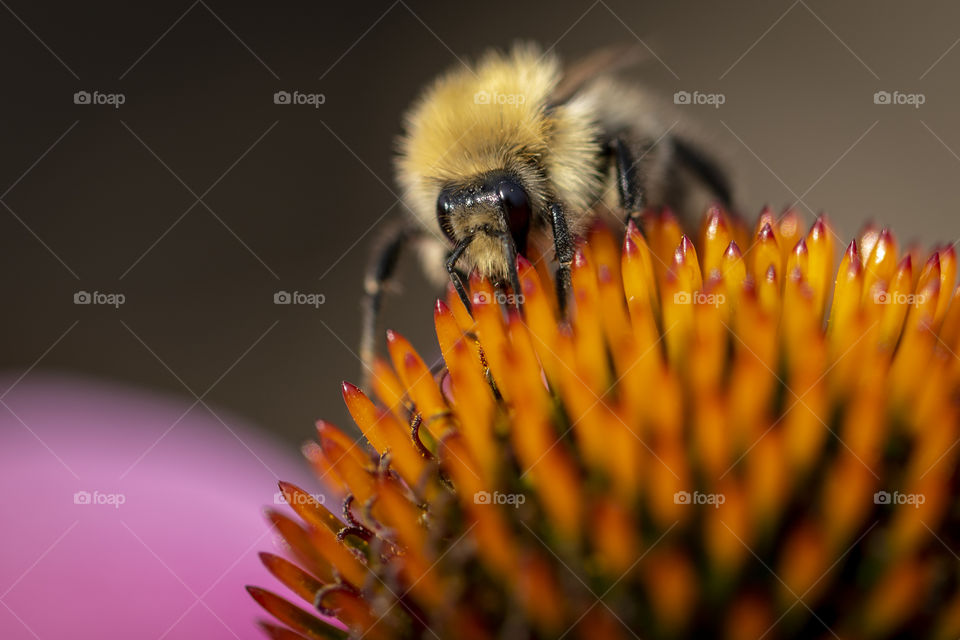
xmin=436 ymin=191 xmax=456 ymax=243
xmin=497 ymin=179 xmax=531 ymax=253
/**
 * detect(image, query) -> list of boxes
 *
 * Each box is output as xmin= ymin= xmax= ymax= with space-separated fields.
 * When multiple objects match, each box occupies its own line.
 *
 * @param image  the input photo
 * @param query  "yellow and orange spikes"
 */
xmin=570 ymin=248 xmax=608 ymax=391
xmin=445 ymin=281 xmax=475 ymax=331
xmin=517 ymin=254 xmax=567 ymax=388
xmin=444 ymin=336 xmax=497 ymax=482
xmin=702 ymin=206 xmax=733 ymax=277
xmin=673 ymin=235 xmax=703 ymax=293
xmin=375 ymin=479 xmax=445 ymax=607
xmin=246 ymin=587 xmax=354 ymax=640
xmin=862 ymin=228 xmax=898 ymax=298
xmin=755 ymin=205 xmax=777 ymax=238
xmin=828 ymin=240 xmax=863 ymax=344
xmin=650 ymin=208 xmax=684 ymax=280
xmin=878 ymin=256 xmax=914 ymax=348
xmin=859 ymin=221 xmax=880 ymax=264
xmin=786 ymin=237 xmax=808 ymax=281
xmin=622 ymin=219 xmax=659 ymax=313
xmin=469 ymin=271 xmax=513 ymax=394
xmin=370 ymin=357 xmax=409 ymax=421
xmin=757 ymin=264 xmax=780 ymax=315
xmin=301 ymin=441 xmax=346 ymax=496
xmin=316 ymin=426 xmax=375 ymax=504
xmin=340 ymin=383 xmax=430 ymax=493
xmin=778 ymin=208 xmax=803 ymax=265
xmin=315 ymin=420 xmax=374 ymax=472
xmin=720 ymin=241 xmax=746 ymax=307
xmin=909 ymin=253 xmax=942 ymax=332
xmin=385 ymin=330 xmax=448 ymax=441
xmin=587 ymin=221 xmax=624 ymax=294
xmin=277 ymin=481 xmax=344 ymax=535
xmin=750 ymin=223 xmax=781 ymax=284
xmin=341 ymin=381 xmax=388 ymax=454
xmin=935 ymin=244 xmax=957 ymax=323
xmin=805 ymin=216 xmax=835 ymax=316
xmin=310 ymin=518 xmax=369 ymax=589
xmin=255 ymin=214 xmax=960 ymax=640
xmin=265 ymin=509 xmax=335 ymax=583
xmin=433 ymin=299 xmax=463 ymax=365
xmin=258 ymin=552 xmax=325 ymax=607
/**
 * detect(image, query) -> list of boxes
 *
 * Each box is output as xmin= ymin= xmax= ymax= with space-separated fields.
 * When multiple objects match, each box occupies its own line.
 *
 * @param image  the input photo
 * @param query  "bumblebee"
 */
xmin=360 ymin=43 xmax=732 ymax=375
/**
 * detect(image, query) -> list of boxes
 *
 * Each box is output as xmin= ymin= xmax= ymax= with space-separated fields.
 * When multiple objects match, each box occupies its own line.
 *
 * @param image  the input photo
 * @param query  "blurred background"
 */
xmin=3 ymin=0 xmax=960 ymax=446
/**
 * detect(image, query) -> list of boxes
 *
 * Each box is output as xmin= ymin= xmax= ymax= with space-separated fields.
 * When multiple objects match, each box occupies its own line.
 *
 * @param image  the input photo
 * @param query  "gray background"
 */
xmin=2 ymin=0 xmax=958 ymax=445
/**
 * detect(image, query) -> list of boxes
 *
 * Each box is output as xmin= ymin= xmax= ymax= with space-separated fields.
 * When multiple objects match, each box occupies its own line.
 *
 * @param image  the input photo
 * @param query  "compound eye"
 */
xmin=436 ymin=191 xmax=456 ymax=243
xmin=497 ymin=179 xmax=531 ymax=252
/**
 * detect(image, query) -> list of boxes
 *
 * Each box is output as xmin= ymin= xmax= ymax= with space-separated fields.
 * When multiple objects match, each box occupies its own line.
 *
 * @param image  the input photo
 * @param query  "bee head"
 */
xmin=436 ymin=170 xmax=532 ymax=257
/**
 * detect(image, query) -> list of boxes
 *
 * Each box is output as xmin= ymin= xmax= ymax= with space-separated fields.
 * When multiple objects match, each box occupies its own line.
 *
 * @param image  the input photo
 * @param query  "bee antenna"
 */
xmin=445 ymin=237 xmax=474 ymax=315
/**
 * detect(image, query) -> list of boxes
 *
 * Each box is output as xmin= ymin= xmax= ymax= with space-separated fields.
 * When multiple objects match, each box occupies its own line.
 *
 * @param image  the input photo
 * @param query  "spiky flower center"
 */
xmin=250 ymin=208 xmax=960 ymax=640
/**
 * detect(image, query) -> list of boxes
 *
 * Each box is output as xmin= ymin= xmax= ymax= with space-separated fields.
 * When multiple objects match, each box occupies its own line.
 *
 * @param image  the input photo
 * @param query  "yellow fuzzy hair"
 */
xmin=395 ymin=44 xmax=605 ymax=274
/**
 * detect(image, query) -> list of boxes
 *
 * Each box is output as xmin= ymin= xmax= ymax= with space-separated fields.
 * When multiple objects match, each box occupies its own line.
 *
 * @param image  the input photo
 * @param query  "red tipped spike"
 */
xmin=573 ymin=247 xmax=588 ymax=268
xmin=725 ymin=241 xmax=743 ymax=259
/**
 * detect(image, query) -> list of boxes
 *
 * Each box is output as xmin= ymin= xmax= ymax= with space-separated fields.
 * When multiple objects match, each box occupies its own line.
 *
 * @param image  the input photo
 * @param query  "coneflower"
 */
xmin=248 ymin=207 xmax=960 ymax=640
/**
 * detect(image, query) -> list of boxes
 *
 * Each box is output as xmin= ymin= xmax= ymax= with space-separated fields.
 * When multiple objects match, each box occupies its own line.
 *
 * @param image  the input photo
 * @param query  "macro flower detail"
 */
xmin=249 ymin=207 xmax=960 ymax=640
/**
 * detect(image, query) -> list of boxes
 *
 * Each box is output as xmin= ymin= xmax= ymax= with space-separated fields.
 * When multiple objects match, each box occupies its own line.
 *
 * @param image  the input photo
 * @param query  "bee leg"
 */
xmin=446 ymin=238 xmax=473 ymax=314
xmin=496 ymin=233 xmax=523 ymax=309
xmin=550 ymin=203 xmax=574 ymax=312
xmin=361 ymin=218 xmax=414 ymax=387
xmin=614 ymin=137 xmax=645 ymax=223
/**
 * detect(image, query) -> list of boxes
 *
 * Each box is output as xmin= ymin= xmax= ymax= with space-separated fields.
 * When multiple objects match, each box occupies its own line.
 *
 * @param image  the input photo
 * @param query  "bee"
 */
xmin=360 ymin=43 xmax=732 ymax=377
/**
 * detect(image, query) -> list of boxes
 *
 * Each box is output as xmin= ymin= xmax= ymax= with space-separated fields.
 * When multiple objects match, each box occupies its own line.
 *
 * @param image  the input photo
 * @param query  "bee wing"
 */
xmin=550 ymin=43 xmax=648 ymax=106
